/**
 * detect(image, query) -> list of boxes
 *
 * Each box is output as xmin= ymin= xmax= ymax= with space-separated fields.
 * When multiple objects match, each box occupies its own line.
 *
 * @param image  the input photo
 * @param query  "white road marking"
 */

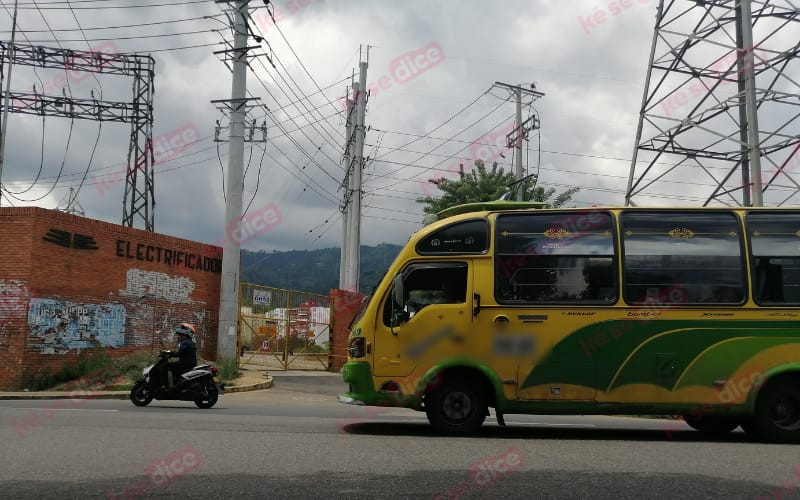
xmin=5 ymin=408 xmax=119 ymax=412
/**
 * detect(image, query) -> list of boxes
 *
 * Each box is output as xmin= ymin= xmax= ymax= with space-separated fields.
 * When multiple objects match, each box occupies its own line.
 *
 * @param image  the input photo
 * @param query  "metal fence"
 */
xmin=238 ymin=283 xmax=331 ymax=371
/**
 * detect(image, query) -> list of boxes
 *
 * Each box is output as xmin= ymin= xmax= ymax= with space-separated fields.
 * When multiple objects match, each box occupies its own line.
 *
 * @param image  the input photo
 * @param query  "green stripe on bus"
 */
xmin=521 ymin=319 xmax=800 ymax=391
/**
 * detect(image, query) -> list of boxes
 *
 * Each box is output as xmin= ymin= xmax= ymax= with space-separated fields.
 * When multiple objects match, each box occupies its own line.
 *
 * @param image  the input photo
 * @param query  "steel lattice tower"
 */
xmin=626 ymin=0 xmax=800 ymax=207
xmin=0 ymin=42 xmax=155 ymax=230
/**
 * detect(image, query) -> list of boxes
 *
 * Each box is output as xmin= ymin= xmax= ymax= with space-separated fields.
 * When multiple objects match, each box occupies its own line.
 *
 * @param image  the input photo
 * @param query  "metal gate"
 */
xmin=238 ymin=283 xmax=331 ymax=371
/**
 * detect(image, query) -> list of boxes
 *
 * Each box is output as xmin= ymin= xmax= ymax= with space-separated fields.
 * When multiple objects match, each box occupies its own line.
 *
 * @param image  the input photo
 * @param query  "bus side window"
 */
xmin=405 ymin=266 xmax=467 ymax=315
xmin=747 ymin=212 xmax=800 ymax=305
xmin=382 ymin=264 xmax=468 ymax=326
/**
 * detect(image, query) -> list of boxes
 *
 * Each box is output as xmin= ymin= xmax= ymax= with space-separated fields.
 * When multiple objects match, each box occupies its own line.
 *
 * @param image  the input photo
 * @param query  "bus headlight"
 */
xmin=348 ymin=337 xmax=366 ymax=358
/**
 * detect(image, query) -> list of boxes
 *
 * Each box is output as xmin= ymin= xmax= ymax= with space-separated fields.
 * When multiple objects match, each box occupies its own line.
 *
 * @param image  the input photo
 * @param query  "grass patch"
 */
xmin=25 ymin=353 xmax=115 ymax=391
xmin=24 ymin=350 xmax=241 ymax=391
xmin=114 ymin=350 xmax=155 ymax=383
xmin=216 ymin=358 xmax=241 ymax=383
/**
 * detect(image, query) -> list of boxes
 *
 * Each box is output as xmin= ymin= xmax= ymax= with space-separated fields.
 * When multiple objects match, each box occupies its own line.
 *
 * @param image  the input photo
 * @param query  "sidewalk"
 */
xmin=267 ymin=369 xmax=347 ymax=397
xmin=0 ymin=368 xmax=274 ymax=400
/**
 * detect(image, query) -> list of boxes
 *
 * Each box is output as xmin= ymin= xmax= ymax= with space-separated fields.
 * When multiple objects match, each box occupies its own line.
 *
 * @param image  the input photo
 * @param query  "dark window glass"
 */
xmin=383 ymin=263 xmax=468 ymax=326
xmin=495 ymin=211 xmax=616 ymax=303
xmin=417 ymin=220 xmax=488 ymax=254
xmin=621 ymin=212 xmax=745 ymax=304
xmin=746 ymin=212 xmax=800 ymax=305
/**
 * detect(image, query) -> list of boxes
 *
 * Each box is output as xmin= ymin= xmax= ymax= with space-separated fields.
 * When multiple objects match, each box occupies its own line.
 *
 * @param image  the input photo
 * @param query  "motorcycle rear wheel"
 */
xmin=194 ymin=382 xmax=219 ymax=409
xmin=130 ymin=381 xmax=153 ymax=407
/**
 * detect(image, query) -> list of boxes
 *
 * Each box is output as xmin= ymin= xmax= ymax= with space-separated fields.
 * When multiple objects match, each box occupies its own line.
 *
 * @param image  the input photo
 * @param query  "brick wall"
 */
xmin=328 ymin=289 xmax=365 ymax=372
xmin=0 ymin=207 xmax=222 ymax=390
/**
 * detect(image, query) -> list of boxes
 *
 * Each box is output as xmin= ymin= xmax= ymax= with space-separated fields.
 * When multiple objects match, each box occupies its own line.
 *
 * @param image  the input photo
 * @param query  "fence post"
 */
xmin=283 ymin=290 xmax=291 ymax=369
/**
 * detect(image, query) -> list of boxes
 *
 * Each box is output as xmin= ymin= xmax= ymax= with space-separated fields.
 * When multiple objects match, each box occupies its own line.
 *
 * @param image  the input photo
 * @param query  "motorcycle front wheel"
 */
xmin=130 ymin=381 xmax=153 ymax=407
xmin=194 ymin=381 xmax=219 ymax=409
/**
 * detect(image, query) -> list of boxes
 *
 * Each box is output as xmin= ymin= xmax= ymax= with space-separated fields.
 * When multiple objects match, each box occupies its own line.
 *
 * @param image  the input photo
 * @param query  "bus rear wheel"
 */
xmin=425 ymin=378 xmax=487 ymax=435
xmin=682 ymin=414 xmax=740 ymax=435
xmin=744 ymin=378 xmax=800 ymax=443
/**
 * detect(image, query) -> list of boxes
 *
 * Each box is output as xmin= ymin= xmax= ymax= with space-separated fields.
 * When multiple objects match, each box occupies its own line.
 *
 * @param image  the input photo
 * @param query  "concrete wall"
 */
xmin=0 ymin=207 xmax=222 ymax=390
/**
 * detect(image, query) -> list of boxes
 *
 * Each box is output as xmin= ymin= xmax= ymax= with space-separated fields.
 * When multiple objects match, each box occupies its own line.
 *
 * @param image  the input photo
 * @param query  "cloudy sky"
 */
xmin=1 ymin=0 xmax=797 ymax=253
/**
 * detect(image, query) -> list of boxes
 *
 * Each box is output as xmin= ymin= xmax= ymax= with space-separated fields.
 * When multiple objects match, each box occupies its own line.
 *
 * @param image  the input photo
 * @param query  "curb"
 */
xmin=224 ymin=376 xmax=273 ymax=393
xmin=0 ymin=377 xmax=273 ymax=399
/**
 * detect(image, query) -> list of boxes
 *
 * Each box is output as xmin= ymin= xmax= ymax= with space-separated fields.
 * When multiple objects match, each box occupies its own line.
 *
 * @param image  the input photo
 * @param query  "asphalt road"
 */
xmin=1 ymin=375 xmax=798 ymax=499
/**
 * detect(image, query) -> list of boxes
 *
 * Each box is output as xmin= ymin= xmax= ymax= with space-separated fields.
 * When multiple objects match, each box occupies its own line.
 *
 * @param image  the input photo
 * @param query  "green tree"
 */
xmin=416 ymin=160 xmax=580 ymax=215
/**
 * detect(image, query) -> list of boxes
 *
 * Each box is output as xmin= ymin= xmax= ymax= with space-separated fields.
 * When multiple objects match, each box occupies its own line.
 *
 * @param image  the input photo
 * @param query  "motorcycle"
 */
xmin=130 ymin=348 xmax=224 ymax=409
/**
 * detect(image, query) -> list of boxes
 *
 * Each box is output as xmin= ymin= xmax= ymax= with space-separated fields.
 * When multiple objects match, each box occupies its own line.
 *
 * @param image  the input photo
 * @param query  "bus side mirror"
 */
xmin=393 ymin=274 xmax=405 ymax=309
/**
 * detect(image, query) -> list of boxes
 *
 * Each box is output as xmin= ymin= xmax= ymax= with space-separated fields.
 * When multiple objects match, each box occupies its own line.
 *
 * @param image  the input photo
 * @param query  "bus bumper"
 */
xmin=338 ymin=361 xmax=380 ymax=406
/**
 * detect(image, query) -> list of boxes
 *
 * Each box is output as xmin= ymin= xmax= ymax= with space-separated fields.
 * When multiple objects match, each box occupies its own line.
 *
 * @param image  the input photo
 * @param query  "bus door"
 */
xmin=373 ymin=261 xmax=473 ymax=378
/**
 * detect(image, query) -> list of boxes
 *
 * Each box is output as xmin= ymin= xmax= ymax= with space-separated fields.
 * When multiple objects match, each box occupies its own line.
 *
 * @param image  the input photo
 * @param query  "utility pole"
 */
xmin=514 ymin=87 xmax=523 ymax=201
xmin=339 ymin=93 xmax=354 ymax=289
xmin=343 ymin=49 xmax=368 ymax=292
xmin=0 ymin=0 xmax=19 ymax=207
xmin=216 ymin=0 xmax=250 ymax=362
xmin=493 ymin=82 xmax=544 ymax=200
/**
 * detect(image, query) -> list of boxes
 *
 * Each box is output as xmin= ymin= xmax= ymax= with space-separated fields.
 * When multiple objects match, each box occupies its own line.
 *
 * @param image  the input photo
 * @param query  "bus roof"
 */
xmin=422 ymin=202 xmax=799 ymax=226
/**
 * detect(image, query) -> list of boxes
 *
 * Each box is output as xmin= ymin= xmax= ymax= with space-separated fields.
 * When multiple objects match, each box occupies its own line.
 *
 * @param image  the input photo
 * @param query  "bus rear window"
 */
xmin=746 ymin=212 xmax=800 ymax=305
xmin=621 ymin=211 xmax=745 ymax=305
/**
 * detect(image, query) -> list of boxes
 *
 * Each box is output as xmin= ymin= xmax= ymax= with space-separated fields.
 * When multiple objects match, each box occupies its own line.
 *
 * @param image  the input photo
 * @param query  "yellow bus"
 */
xmin=338 ymin=203 xmax=800 ymax=441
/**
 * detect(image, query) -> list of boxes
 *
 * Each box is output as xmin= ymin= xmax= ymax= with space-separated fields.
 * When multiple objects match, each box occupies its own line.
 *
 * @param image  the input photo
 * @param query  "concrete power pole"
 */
xmin=217 ymin=0 xmax=249 ymax=361
xmin=513 ymin=87 xmax=523 ymax=201
xmin=343 ymin=52 xmax=368 ymax=292
xmin=0 ymin=0 xmax=19 ymax=208
xmin=493 ymin=81 xmax=544 ymax=200
xmin=339 ymin=95 xmax=354 ymax=288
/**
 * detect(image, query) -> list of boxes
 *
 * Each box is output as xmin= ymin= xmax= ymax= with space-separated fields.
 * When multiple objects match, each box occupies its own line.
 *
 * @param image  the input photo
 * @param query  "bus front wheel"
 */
xmin=425 ymin=378 xmax=487 ymax=435
xmin=744 ymin=378 xmax=800 ymax=443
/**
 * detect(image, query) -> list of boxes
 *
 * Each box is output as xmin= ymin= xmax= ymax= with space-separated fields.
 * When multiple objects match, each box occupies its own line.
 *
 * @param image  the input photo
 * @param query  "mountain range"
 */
xmin=240 ymin=243 xmax=402 ymax=296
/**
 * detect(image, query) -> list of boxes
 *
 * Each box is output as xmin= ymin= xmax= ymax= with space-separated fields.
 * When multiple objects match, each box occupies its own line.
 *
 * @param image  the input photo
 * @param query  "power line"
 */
xmin=241 ymin=16 xmax=346 ymax=166
xmin=365 ymin=107 xmax=512 ymax=192
xmin=0 ymin=14 xmax=224 ymax=32
xmin=5 ymin=0 xmax=212 ymax=9
xmin=374 ymin=89 xmax=492 ymax=161
xmin=6 ymin=96 xmax=347 ymax=186
xmin=271 ymin=19 xmax=347 ymax=122
xmin=368 ymin=127 xmax=746 ymax=173
xmin=21 ymin=28 xmax=221 ymax=43
xmin=246 ymin=61 xmax=344 ymax=184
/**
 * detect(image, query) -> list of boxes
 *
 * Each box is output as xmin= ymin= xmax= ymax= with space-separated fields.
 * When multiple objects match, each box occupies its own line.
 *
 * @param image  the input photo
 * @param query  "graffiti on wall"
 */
xmin=120 ymin=269 xmax=196 ymax=304
xmin=27 ymin=299 xmax=125 ymax=354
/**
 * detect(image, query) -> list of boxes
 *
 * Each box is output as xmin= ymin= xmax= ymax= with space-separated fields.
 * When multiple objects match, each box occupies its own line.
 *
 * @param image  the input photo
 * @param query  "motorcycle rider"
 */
xmin=165 ymin=323 xmax=197 ymax=388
